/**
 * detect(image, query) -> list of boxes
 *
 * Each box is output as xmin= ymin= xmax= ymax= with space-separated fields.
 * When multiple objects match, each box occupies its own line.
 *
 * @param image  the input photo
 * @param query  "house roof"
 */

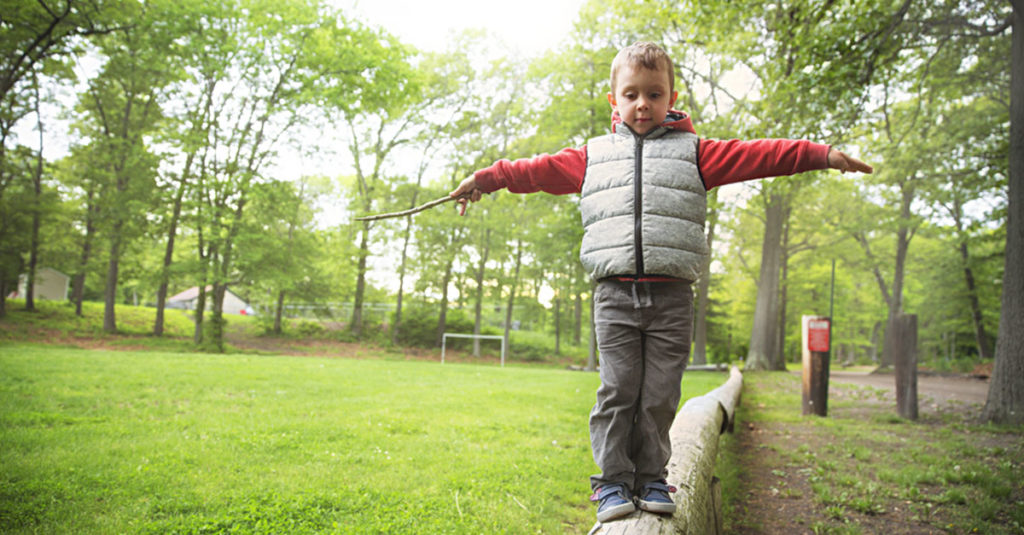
xmin=168 ymin=286 xmax=247 ymax=304
xmin=168 ymin=286 xmax=205 ymax=302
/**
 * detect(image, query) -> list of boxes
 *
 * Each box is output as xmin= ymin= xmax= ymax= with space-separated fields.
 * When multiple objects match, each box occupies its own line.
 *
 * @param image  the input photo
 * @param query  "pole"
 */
xmin=802 ymin=315 xmax=831 ymax=416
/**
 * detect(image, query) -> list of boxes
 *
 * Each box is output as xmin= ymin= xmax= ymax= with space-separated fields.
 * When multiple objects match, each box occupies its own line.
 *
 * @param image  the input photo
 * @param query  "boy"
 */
xmin=450 ymin=42 xmax=872 ymax=522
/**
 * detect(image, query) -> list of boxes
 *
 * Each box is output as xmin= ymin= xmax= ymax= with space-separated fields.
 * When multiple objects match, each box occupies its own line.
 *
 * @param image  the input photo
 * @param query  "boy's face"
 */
xmin=608 ymin=64 xmax=678 ymax=135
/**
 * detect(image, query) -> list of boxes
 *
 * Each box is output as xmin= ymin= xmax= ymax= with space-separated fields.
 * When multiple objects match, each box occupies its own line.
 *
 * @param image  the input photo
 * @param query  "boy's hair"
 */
xmin=610 ymin=42 xmax=675 ymax=95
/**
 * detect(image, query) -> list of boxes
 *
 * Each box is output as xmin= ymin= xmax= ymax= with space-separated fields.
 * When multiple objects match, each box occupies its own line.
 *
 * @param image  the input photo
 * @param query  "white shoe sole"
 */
xmin=596 ymin=501 xmax=636 ymax=522
xmin=638 ymin=499 xmax=676 ymax=514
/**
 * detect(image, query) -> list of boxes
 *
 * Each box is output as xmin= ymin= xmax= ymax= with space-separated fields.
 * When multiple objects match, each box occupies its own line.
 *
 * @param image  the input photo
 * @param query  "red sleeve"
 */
xmin=698 ymin=138 xmax=831 ymax=190
xmin=472 ymin=146 xmax=587 ymax=195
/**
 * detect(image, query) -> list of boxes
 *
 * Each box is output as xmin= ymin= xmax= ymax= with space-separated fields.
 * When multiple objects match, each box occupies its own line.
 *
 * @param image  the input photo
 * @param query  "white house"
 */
xmin=166 ymin=286 xmax=253 ymax=315
xmin=12 ymin=267 xmax=70 ymax=301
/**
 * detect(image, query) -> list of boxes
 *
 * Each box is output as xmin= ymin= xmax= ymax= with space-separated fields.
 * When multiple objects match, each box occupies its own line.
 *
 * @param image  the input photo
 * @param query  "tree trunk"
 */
xmin=776 ymin=206 xmax=792 ymax=366
xmin=436 ymin=258 xmax=454 ymax=348
xmin=503 ymin=239 xmax=523 ymax=361
xmin=208 ymin=282 xmax=226 ymax=353
xmin=881 ymin=182 xmax=914 ymax=368
xmin=193 ymin=282 xmax=207 ymax=345
xmin=103 ymin=231 xmax=122 ymax=333
xmin=959 ymin=241 xmax=993 ymax=360
xmin=868 ymin=321 xmax=881 ymax=363
xmin=154 ymin=170 xmax=189 ymax=336
xmin=392 ymin=214 xmax=414 ymax=345
xmin=747 ymin=192 xmax=787 ymax=370
xmin=983 ymin=1 xmax=1024 ymax=425
xmin=473 ymin=229 xmax=490 ymax=357
xmin=25 ymin=82 xmax=44 ymax=313
xmin=350 ymin=222 xmax=369 ymax=337
xmin=692 ymin=194 xmax=718 ymax=365
xmin=72 ymin=187 xmax=98 ymax=317
xmin=893 ymin=313 xmax=919 ymax=420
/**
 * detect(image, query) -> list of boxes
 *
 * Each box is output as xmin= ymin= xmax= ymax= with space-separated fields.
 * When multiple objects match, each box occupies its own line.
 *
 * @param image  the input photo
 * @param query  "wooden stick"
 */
xmin=354 ymin=195 xmax=456 ymax=222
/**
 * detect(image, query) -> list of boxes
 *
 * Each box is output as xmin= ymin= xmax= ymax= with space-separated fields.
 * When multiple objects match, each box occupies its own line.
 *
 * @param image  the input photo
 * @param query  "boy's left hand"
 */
xmin=828 ymin=148 xmax=873 ymax=174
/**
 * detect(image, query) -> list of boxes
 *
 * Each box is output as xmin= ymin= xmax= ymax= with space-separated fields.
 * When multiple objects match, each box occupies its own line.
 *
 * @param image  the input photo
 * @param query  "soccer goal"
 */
xmin=441 ymin=333 xmax=507 ymax=367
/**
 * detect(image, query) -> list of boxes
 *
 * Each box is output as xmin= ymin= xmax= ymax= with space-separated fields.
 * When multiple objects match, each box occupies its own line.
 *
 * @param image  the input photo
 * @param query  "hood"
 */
xmin=611 ymin=110 xmax=696 ymax=136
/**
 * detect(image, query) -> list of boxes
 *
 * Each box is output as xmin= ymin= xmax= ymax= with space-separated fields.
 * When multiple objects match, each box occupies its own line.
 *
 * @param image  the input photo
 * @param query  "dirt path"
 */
xmin=826 ymin=370 xmax=990 ymax=405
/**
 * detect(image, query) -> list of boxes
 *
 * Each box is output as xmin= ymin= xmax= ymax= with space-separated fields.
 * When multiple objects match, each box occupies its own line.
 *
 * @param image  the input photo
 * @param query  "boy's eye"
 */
xmin=651 ymin=93 xmax=661 ymax=99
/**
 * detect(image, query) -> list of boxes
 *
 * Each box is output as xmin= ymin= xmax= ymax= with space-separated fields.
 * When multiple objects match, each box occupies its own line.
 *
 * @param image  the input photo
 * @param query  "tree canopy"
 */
xmin=1 ymin=0 xmax=1019 ymax=422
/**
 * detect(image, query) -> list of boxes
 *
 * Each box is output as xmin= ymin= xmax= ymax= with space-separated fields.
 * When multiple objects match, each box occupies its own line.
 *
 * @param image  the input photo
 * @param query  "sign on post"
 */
xmin=801 ymin=316 xmax=831 ymax=417
xmin=807 ymin=318 xmax=830 ymax=352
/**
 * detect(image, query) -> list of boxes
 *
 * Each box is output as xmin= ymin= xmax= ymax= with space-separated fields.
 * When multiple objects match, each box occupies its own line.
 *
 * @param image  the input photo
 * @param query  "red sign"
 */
xmin=808 ymin=319 xmax=830 ymax=352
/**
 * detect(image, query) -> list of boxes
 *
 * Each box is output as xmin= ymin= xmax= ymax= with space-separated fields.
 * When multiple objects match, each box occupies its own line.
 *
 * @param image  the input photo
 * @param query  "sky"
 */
xmin=334 ymin=0 xmax=587 ymax=57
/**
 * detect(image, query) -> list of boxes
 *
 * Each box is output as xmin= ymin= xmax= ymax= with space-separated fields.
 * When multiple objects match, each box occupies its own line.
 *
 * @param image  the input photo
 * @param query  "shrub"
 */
xmin=393 ymin=305 xmax=474 ymax=348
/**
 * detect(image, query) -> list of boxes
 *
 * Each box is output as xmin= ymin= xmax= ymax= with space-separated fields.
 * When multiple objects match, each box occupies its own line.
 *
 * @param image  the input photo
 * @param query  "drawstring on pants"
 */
xmin=630 ymin=281 xmax=653 ymax=309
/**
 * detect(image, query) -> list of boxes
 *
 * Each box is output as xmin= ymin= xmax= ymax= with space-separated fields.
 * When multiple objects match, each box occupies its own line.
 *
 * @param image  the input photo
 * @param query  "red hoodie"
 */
xmin=472 ymin=111 xmax=830 ymax=195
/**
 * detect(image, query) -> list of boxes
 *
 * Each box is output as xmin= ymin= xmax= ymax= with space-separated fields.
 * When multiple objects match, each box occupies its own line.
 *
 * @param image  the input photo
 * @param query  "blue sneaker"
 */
xmin=637 ymin=480 xmax=676 ymax=514
xmin=590 ymin=483 xmax=635 ymax=522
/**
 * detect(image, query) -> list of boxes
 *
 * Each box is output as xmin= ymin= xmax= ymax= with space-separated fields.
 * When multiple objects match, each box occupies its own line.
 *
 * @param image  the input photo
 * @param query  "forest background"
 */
xmin=1 ymin=0 xmax=1020 ymax=417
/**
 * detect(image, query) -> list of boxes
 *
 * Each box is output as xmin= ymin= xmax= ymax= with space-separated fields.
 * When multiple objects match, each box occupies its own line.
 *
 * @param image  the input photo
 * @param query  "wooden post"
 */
xmin=801 ymin=316 xmax=831 ymax=417
xmin=893 ymin=313 xmax=918 ymax=420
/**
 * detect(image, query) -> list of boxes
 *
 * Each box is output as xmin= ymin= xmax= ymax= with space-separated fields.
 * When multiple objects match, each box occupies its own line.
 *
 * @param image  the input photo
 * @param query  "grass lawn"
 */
xmin=0 ymin=343 xmax=727 ymax=534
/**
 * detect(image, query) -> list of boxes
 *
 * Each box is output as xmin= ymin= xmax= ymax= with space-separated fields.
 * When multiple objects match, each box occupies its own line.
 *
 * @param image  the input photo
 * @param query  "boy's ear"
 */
xmin=669 ymin=91 xmax=678 ymax=108
xmin=607 ymin=92 xmax=617 ymax=110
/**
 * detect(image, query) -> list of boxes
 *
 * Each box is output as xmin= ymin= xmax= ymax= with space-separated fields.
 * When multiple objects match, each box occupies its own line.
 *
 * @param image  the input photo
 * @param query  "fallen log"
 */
xmin=589 ymin=365 xmax=743 ymax=535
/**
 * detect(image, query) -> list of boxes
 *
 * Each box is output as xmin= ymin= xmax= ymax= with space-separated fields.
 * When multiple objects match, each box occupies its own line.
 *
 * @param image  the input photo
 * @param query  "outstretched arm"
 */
xmin=448 ymin=146 xmax=588 ymax=216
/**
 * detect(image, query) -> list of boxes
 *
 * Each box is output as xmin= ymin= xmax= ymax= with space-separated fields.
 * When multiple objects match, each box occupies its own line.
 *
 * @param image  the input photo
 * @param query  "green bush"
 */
xmin=296 ymin=319 xmax=326 ymax=337
xmin=393 ymin=305 xmax=474 ymax=348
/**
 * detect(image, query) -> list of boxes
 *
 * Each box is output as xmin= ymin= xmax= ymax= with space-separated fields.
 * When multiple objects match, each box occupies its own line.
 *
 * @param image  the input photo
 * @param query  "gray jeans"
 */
xmin=589 ymin=279 xmax=693 ymax=492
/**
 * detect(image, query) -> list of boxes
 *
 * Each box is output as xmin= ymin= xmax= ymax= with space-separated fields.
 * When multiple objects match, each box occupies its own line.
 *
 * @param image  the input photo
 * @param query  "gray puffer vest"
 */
xmin=579 ymin=125 xmax=708 ymax=282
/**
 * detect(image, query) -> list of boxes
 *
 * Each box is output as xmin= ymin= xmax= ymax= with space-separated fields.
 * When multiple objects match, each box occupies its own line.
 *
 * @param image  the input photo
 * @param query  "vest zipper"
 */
xmin=633 ymin=135 xmax=645 ymax=276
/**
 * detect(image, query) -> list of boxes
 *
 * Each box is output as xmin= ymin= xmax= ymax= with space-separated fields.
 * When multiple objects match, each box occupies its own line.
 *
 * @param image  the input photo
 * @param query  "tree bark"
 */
xmin=103 ymin=230 xmax=122 ymax=333
xmin=959 ymin=240 xmax=993 ymax=360
xmin=692 ymin=193 xmax=718 ymax=365
xmin=209 ymin=282 xmax=226 ymax=353
xmin=436 ymin=258 xmax=454 ymax=348
xmin=350 ymin=222 xmax=369 ymax=337
xmin=881 ymin=182 xmax=914 ymax=368
xmin=392 ymin=214 xmax=413 ymax=345
xmin=193 ymin=282 xmax=207 ymax=345
xmin=71 ymin=186 xmax=97 ymax=316
xmin=893 ymin=313 xmax=918 ymax=420
xmin=472 ymin=229 xmax=490 ymax=357
xmin=502 ymin=240 xmax=523 ymax=361
xmin=983 ymin=0 xmax=1024 ymax=425
xmin=776 ymin=206 xmax=792 ymax=366
xmin=25 ymin=77 xmax=44 ymax=313
xmin=154 ymin=170 xmax=189 ymax=336
xmin=746 ymin=192 xmax=787 ymax=370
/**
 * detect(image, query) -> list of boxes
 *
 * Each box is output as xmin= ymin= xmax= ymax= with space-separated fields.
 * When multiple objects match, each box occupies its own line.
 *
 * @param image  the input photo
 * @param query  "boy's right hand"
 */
xmin=827 ymin=148 xmax=873 ymax=174
xmin=450 ymin=175 xmax=483 ymax=216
